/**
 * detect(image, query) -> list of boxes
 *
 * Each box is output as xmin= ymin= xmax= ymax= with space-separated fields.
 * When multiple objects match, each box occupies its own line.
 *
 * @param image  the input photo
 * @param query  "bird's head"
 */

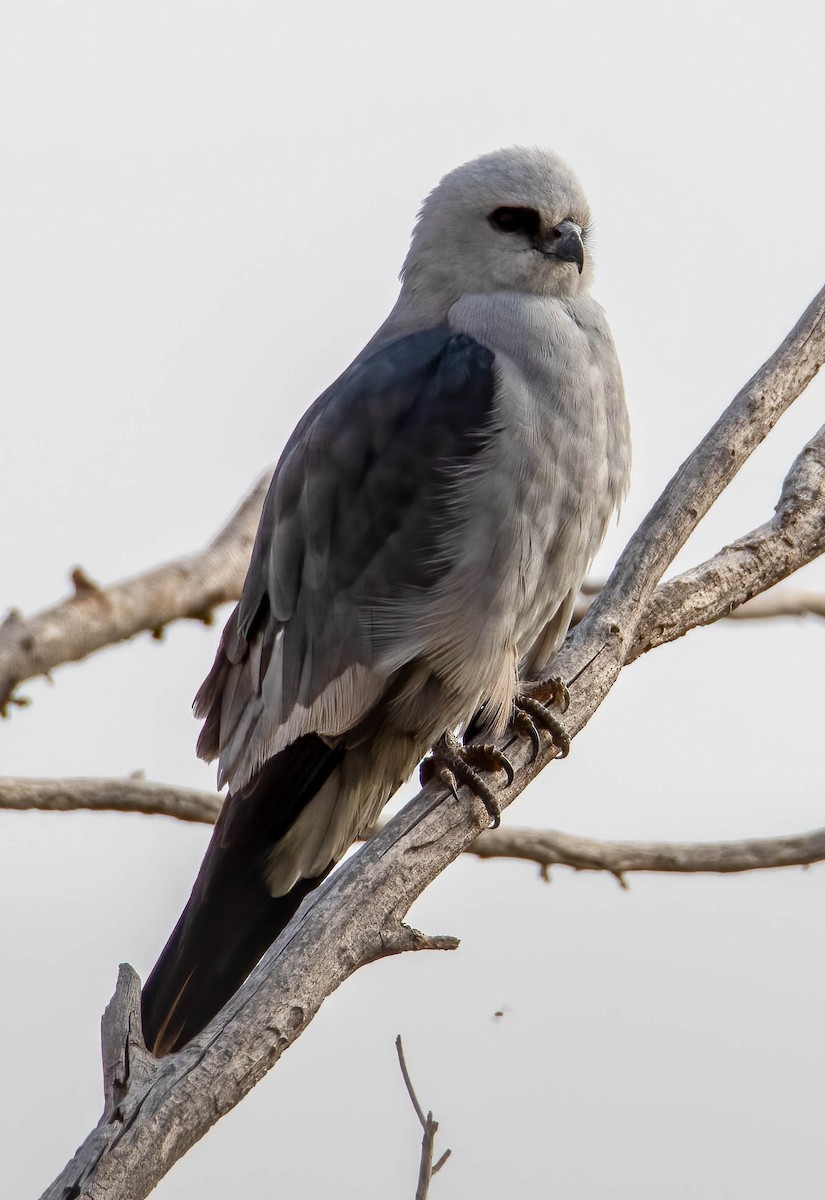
xmin=401 ymin=147 xmax=593 ymax=305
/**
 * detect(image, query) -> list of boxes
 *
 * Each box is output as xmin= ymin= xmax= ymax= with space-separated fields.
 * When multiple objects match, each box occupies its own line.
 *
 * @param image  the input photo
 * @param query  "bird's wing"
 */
xmin=195 ymin=327 xmax=498 ymax=792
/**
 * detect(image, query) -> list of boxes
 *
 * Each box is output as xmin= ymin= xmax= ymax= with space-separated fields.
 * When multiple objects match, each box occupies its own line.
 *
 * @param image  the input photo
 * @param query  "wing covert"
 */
xmin=195 ymin=327 xmax=497 ymax=790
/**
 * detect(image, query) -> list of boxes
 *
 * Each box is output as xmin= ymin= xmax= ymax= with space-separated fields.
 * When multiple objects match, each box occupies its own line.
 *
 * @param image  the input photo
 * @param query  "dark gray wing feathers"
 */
xmin=195 ymin=328 xmax=496 ymax=774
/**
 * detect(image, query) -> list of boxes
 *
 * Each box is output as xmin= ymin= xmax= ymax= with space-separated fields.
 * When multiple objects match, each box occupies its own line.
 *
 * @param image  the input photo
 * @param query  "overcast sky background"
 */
xmin=2 ymin=2 xmax=824 ymax=1197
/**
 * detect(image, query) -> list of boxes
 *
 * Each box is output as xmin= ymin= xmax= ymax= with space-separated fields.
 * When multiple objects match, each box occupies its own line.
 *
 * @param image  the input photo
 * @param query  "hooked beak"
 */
xmin=537 ymin=219 xmax=584 ymax=274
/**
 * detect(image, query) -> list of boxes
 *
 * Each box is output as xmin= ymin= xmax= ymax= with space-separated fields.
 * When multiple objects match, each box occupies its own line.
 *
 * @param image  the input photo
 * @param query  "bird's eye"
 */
xmin=488 ymin=206 xmax=540 ymax=237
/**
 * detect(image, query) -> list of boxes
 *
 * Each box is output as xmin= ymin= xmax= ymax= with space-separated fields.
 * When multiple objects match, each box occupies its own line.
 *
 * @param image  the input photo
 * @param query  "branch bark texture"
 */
xmin=6 ymin=774 xmax=825 ymax=880
xmin=628 ymin=422 xmax=825 ymax=661
xmin=0 ymin=475 xmax=271 ymax=714
xmin=0 ymin=776 xmax=221 ymax=824
xmin=39 ymin=284 xmax=825 ymax=1200
xmin=468 ymin=825 xmax=825 ymax=879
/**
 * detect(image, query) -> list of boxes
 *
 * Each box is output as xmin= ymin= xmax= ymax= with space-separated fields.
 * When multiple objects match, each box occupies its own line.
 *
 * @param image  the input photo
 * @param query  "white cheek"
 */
xmin=487 ymin=245 xmax=534 ymax=290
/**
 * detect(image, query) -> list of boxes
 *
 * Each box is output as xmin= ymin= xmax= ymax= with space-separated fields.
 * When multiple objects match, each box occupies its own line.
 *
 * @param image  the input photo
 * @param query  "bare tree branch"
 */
xmin=467 ymin=825 xmax=825 ymax=880
xmin=627 ymin=422 xmax=825 ymax=662
xmin=571 ymin=582 xmax=825 ymax=627
xmin=395 ymin=1036 xmax=451 ymax=1199
xmin=5 ymin=774 xmax=825 ymax=880
xmin=0 ymin=473 xmax=272 ymax=715
xmin=551 ymin=284 xmax=825 ymax=720
xmin=724 ymin=588 xmax=825 ymax=621
xmin=0 ymin=775 xmax=221 ymax=823
xmin=38 ymin=284 xmax=825 ymax=1200
xmin=395 ymin=1036 xmax=427 ymax=1128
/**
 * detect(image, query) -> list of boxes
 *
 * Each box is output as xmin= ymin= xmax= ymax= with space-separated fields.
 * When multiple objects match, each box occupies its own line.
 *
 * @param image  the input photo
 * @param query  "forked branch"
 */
xmin=38 ymin=284 xmax=825 ymax=1200
xmin=395 ymin=1036 xmax=451 ymax=1198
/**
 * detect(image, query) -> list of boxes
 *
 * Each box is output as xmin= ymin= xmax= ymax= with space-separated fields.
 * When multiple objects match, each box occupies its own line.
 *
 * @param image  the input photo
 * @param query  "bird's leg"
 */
xmin=510 ymin=676 xmax=571 ymax=761
xmin=420 ymin=731 xmax=514 ymax=828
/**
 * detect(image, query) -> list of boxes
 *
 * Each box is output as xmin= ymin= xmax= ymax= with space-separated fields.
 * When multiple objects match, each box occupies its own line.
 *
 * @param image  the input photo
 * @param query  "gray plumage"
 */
xmin=141 ymin=146 xmax=631 ymax=1055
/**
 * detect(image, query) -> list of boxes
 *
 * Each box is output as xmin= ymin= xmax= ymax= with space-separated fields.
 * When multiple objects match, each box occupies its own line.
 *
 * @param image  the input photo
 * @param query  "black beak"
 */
xmin=537 ymin=220 xmax=584 ymax=274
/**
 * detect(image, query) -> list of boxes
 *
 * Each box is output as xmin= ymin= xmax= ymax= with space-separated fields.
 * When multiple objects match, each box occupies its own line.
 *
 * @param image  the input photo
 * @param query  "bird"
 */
xmin=141 ymin=146 xmax=631 ymax=1057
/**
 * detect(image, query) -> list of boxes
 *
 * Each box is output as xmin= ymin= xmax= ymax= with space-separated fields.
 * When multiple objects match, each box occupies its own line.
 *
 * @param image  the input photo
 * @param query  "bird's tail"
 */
xmin=140 ymin=734 xmax=343 ymax=1057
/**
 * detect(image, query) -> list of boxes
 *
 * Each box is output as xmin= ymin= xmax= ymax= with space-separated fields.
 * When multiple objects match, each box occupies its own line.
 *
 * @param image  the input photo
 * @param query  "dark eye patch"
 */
xmin=488 ymin=206 xmax=541 ymax=238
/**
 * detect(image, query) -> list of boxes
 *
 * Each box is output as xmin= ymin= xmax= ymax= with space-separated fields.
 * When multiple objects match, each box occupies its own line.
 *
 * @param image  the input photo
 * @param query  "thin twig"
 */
xmin=395 ymin=1035 xmax=427 ymax=1128
xmin=431 ymin=1150 xmax=451 ymax=1176
xmin=395 ymin=1037 xmax=451 ymax=1199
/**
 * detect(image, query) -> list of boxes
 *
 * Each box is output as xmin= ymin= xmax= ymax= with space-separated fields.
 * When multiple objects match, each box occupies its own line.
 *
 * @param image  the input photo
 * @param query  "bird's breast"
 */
xmin=446 ymin=290 xmax=629 ymax=663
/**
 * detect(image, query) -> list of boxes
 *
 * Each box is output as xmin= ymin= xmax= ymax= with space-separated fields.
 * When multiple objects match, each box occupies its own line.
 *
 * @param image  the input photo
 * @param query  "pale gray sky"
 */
xmin=2 ymin=2 xmax=824 ymax=1197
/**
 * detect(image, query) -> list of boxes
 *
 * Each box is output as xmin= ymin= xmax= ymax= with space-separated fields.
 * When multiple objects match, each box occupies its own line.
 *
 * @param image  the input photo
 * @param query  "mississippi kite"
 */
xmin=141 ymin=147 xmax=631 ymax=1056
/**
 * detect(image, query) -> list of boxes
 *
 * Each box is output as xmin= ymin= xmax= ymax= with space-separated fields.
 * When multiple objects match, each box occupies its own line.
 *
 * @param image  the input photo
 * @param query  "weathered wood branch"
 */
xmin=38 ymin=284 xmax=825 ymax=1200
xmin=5 ymin=774 xmax=825 ymax=880
xmin=0 ymin=775 xmax=222 ymax=823
xmin=467 ymin=825 xmax=825 ymax=880
xmin=627 ymin=422 xmax=825 ymax=661
xmin=718 ymin=588 xmax=825 ymax=621
xmin=0 ymin=474 xmax=272 ymax=715
xmin=551 ymin=284 xmax=825 ymax=716
xmin=571 ymin=582 xmax=825 ymax=627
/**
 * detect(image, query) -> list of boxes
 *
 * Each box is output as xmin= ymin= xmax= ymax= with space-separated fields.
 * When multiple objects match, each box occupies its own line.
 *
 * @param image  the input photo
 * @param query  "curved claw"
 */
xmin=463 ymin=741 xmax=515 ymax=787
xmin=419 ymin=756 xmax=460 ymax=800
xmin=420 ymin=733 xmax=513 ymax=828
xmin=510 ymin=709 xmax=542 ymax=762
xmin=511 ymin=694 xmax=571 ymax=759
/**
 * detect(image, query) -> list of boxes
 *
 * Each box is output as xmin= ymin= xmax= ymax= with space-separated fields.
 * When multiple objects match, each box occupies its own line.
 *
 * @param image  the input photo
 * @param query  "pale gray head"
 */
xmin=400 ymin=147 xmax=593 ymax=307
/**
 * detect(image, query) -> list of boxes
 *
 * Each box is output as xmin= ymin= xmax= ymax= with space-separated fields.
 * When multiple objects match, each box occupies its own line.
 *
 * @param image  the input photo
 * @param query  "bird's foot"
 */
xmin=530 ymin=675 xmax=570 ymax=713
xmin=510 ymin=676 xmax=571 ymax=761
xmin=420 ymin=731 xmax=514 ymax=828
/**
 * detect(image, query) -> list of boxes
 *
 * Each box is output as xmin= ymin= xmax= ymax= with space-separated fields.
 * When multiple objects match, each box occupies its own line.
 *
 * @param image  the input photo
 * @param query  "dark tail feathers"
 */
xmin=141 ymin=734 xmax=342 ymax=1057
